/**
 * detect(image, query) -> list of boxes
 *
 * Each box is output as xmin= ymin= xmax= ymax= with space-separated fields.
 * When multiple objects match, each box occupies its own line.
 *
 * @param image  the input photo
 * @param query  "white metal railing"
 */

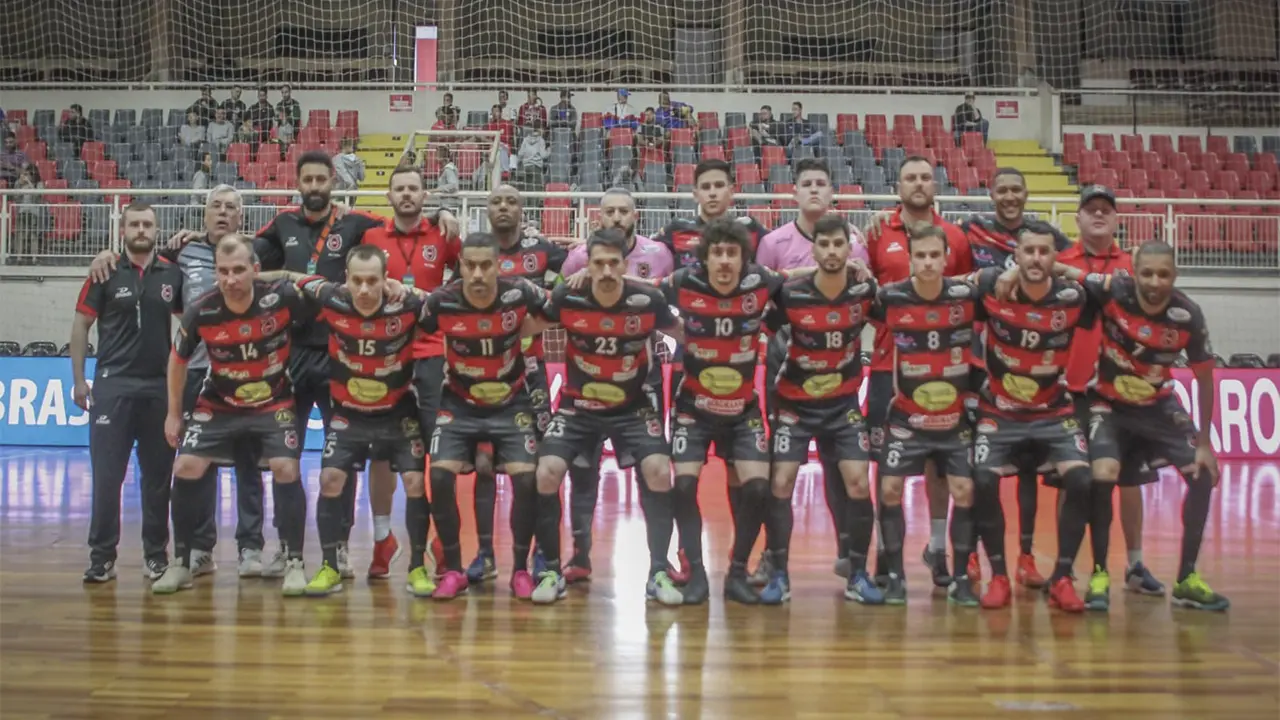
xmin=1 ymin=188 xmax=1277 ymax=273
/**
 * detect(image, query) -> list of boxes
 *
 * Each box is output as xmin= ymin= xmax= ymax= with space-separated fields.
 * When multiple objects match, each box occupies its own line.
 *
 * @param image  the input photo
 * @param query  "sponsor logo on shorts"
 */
xmin=858 ymin=433 xmax=870 ymax=452
xmin=514 ymin=412 xmax=533 ymax=429
xmin=275 ymin=409 xmax=296 ymax=424
xmin=284 ymin=430 xmax=299 ymax=450
xmin=675 ymin=413 xmax=696 ymax=426
xmin=259 ymin=293 xmax=280 ymax=309
xmin=846 ymin=409 xmax=863 ymax=424
xmin=957 ymin=429 xmax=972 ymax=443
xmin=401 ymin=418 xmax=419 ymax=435
xmin=1074 ymin=434 xmax=1087 ymax=453
xmin=755 ymin=432 xmax=768 ymax=453
xmin=889 ymin=425 xmax=912 ymax=440
xmin=869 ymin=427 xmax=884 ymax=448
xmin=192 ymin=410 xmax=213 ymax=423
xmin=976 ymin=419 xmax=999 ymax=434
xmin=435 ymin=411 xmax=453 ymax=426
xmin=410 ymin=439 xmax=425 ymax=458
xmin=331 ymin=416 xmax=349 ymax=431
xmin=746 ymin=416 xmax=764 ymax=430
xmin=1062 ymin=417 xmax=1079 ymax=431
xmin=524 ymin=434 xmax=538 ymax=454
xmin=908 ymin=412 xmax=960 ymax=431
xmin=645 ymin=418 xmax=663 ymax=437
xmin=777 ymin=411 xmax=798 ymax=426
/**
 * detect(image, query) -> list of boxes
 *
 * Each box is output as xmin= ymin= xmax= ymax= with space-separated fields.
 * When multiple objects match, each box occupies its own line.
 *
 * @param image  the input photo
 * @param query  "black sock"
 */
xmin=405 ymin=494 xmax=430 ymax=570
xmin=727 ymin=484 xmax=743 ymax=523
xmin=1089 ymin=482 xmax=1115 ymax=572
xmin=951 ymin=505 xmax=975 ymax=580
xmin=429 ymin=468 xmax=462 ymax=571
xmin=764 ymin=494 xmax=794 ymax=574
xmin=879 ymin=504 xmax=905 ymax=576
xmin=730 ymin=479 xmax=768 ymax=567
xmin=568 ymin=463 xmax=599 ymax=562
xmin=509 ymin=472 xmax=537 ymax=572
xmin=975 ymin=472 xmax=1008 ymax=576
xmin=338 ymin=466 xmax=357 ymax=542
xmin=1052 ymin=466 xmax=1092 ymax=582
xmin=844 ymin=497 xmax=875 ymax=573
xmin=534 ymin=492 xmax=562 ymax=572
xmin=1178 ymin=469 xmax=1214 ymax=583
xmin=671 ymin=474 xmax=703 ymax=566
xmin=317 ymin=494 xmax=343 ymax=568
xmin=171 ymin=477 xmax=201 ymax=567
xmin=473 ymin=469 xmax=496 ymax=555
xmin=641 ymin=488 xmax=675 ymax=577
xmin=1017 ymin=468 xmax=1039 ymax=555
xmin=273 ymin=481 xmax=306 ymax=559
xmin=821 ymin=455 xmax=850 ymax=559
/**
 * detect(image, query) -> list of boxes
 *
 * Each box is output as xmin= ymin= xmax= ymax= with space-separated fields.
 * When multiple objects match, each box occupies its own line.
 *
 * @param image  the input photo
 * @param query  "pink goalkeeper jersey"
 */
xmin=756 ymin=220 xmax=870 ymax=271
xmin=561 ymin=233 xmax=675 ymax=280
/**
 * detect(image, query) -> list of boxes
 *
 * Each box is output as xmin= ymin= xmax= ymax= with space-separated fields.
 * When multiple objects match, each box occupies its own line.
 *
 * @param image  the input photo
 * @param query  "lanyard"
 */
xmin=308 ymin=208 xmax=340 ymax=267
xmin=394 ymin=223 xmax=422 ymax=274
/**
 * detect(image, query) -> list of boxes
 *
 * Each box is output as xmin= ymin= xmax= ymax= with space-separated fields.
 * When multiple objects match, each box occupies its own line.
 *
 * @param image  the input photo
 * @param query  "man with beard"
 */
xmin=557 ymin=187 xmax=674 ymax=582
xmin=73 ymin=202 xmax=185 ymax=583
xmin=971 ymin=222 xmax=1095 ymax=612
xmin=87 ymin=186 xmax=266 ymax=579
xmin=359 ymin=166 xmax=459 ymax=581
xmin=863 ymin=156 xmax=972 ymax=589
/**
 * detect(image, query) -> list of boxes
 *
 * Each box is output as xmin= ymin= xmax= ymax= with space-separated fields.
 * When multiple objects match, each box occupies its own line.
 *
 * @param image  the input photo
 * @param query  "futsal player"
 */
xmin=535 ymin=229 xmax=683 ymax=606
xmin=763 ymin=213 xmax=877 ymax=604
xmin=971 ymin=222 xmax=1094 ymax=612
xmin=417 ymin=233 xmax=548 ymax=601
xmin=1052 ymin=242 xmax=1228 ymax=611
xmin=869 ymin=225 xmax=983 ymax=606
xmin=156 ymin=235 xmax=312 ymax=596
xmin=558 ymin=187 xmax=675 ymax=582
xmin=73 ymin=202 xmax=184 ymax=583
xmin=259 ymin=246 xmax=435 ymax=598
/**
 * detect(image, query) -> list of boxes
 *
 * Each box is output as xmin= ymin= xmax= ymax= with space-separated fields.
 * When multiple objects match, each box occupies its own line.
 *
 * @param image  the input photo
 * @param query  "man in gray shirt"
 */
xmin=206 ymin=108 xmax=235 ymax=155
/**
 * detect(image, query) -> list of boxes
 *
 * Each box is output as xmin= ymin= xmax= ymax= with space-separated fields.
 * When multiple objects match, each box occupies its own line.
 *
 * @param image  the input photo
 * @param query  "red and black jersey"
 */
xmin=870 ymin=278 xmax=983 ymax=430
xmin=297 ymin=277 xmax=423 ymax=415
xmin=767 ymin=273 xmax=877 ymax=406
xmin=543 ymin=280 xmax=677 ymax=412
xmin=419 ymin=277 xmax=549 ymax=407
xmin=1082 ymin=273 xmax=1214 ymax=406
xmin=654 ymin=215 xmax=770 ymax=271
xmin=661 ymin=264 xmax=785 ymax=416
xmin=174 ymin=279 xmax=310 ymax=412
xmin=962 ymin=214 xmax=1072 ymax=271
xmin=497 ymin=233 xmax=567 ymax=358
xmin=974 ymin=267 xmax=1095 ymax=417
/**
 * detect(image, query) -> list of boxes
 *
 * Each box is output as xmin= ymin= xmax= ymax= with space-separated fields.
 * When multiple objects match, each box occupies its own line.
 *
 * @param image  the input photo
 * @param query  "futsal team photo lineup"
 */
xmin=2 ymin=1 xmax=1279 ymax=717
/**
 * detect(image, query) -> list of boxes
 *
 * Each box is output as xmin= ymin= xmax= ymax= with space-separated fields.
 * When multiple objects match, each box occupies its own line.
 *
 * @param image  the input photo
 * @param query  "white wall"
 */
xmin=2 ymin=90 xmax=1045 ymax=143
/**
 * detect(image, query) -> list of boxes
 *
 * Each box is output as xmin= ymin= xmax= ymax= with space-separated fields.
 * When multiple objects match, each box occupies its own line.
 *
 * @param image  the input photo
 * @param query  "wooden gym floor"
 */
xmin=0 ymin=447 xmax=1277 ymax=719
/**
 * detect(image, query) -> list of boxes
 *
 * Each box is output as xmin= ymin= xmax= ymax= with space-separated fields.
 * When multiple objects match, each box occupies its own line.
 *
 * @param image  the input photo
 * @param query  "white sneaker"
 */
xmin=260 ymin=546 xmax=288 ymax=578
xmin=151 ymin=565 xmax=193 ymax=595
xmin=337 ymin=542 xmax=354 ymax=579
xmin=190 ymin=550 xmax=217 ymax=577
xmin=238 ymin=548 xmax=264 ymax=578
xmin=281 ymin=558 xmax=307 ymax=597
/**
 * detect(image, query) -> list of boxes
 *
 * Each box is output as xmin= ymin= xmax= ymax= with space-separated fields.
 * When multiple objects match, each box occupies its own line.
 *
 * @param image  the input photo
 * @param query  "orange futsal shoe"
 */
xmin=667 ymin=549 xmax=692 ymax=585
xmin=980 ymin=574 xmax=1012 ymax=609
xmin=1047 ymin=576 xmax=1085 ymax=613
xmin=367 ymin=532 xmax=401 ymax=579
xmin=1015 ymin=554 xmax=1045 ymax=589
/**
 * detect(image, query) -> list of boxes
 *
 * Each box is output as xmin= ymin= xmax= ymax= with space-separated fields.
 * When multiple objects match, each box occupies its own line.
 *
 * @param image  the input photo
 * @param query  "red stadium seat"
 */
xmin=836 ymin=184 xmax=866 ymax=210
xmin=1134 ymin=188 xmax=1167 ymax=214
xmin=102 ymin=179 xmax=131 ymax=205
xmin=760 ymin=145 xmax=786 ymax=171
xmin=864 ymin=114 xmax=888 ymax=135
xmin=836 ymin=114 xmax=858 ymax=135
xmin=1182 ymin=216 xmax=1226 ymax=252
xmin=1121 ymin=215 xmax=1160 ymax=244
xmin=297 ymin=127 xmax=325 ymax=150
xmin=1166 ymin=152 xmax=1192 ymax=177
xmin=6 ymin=110 xmax=27 ymax=125
xmin=37 ymin=160 xmax=57 ymax=182
xmin=770 ymin=183 xmax=794 ymax=202
xmin=48 ymin=202 xmax=82 ymax=240
xmin=1139 ymin=151 xmax=1163 ymax=174
xmin=284 ymin=144 xmax=304 ymax=169
xmin=1213 ymin=171 xmax=1241 ymax=194
xmin=1206 ymin=135 xmax=1230 ymax=157
xmin=580 ymin=113 xmax=603 ymax=130
xmin=668 ymin=128 xmax=693 ymax=147
xmin=1233 ymin=190 xmax=1262 ymax=214
xmin=15 ymin=125 xmax=37 ymax=147
xmin=943 ymin=148 xmax=968 ymax=173
xmin=323 ymin=127 xmax=345 ymax=148
xmin=225 ymin=143 xmax=252 ymax=168
xmin=263 ymin=179 xmax=292 ymax=206
xmin=700 ymin=145 xmax=726 ymax=162
xmin=961 ymin=132 xmax=984 ymax=153
xmin=1177 ymin=135 xmax=1203 ymax=156
xmin=543 ymin=183 xmax=572 ymax=209
xmin=747 ymin=206 xmax=776 ymax=229
xmin=1184 ymin=169 xmax=1210 ymax=194
xmin=639 ymin=146 xmax=665 ymax=168
xmin=921 ymin=115 xmax=946 ymax=135
xmin=1105 ymin=150 xmax=1130 ymax=171
xmin=892 ymin=114 xmax=917 ymax=133
xmin=1063 ymin=133 xmax=1086 ymax=166
xmin=1246 ymin=171 xmax=1276 ymax=193
xmin=541 ymin=208 xmax=572 ymax=237
xmin=307 ymin=110 xmax=331 ymax=129
xmin=734 ymin=164 xmax=761 ymax=187
xmin=22 ymin=140 xmax=47 ymax=162
xmin=673 ymin=164 xmax=695 ymax=188
xmin=1094 ymin=168 xmax=1119 ymax=189
xmin=1155 ymin=168 xmax=1182 ymax=192
xmin=243 ymin=163 xmax=270 ymax=186
xmin=1224 ymin=153 xmax=1251 ymax=175
xmin=696 ymin=112 xmax=719 ymax=129
xmin=1123 ymin=168 xmax=1149 ymax=191
xmin=608 ymin=127 xmax=633 ymax=147
xmin=1120 ymin=134 xmax=1144 ymax=155
xmin=1092 ymin=133 xmax=1116 ymax=153
xmin=335 ymin=110 xmax=359 ymax=133
xmin=89 ymin=160 xmax=117 ymax=182
xmin=456 ymin=143 xmax=483 ymax=178
xmin=1196 ymin=152 xmax=1222 ymax=175
xmin=1149 ymin=134 xmax=1174 ymax=159
xmin=80 ymin=141 xmax=105 ymax=164
xmin=953 ymin=166 xmax=980 ymax=193
xmin=1077 ymin=151 xmax=1103 ymax=185
xmin=726 ymin=126 xmax=750 ymax=150
xmin=1255 ymin=218 xmax=1280 ymax=251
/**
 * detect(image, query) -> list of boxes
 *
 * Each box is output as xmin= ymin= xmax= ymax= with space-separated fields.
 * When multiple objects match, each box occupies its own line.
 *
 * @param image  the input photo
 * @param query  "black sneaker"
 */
xmin=680 ymin=564 xmax=710 ymax=605
xmin=883 ymin=573 xmax=907 ymax=605
xmin=923 ymin=547 xmax=952 ymax=588
xmin=143 ymin=557 xmax=169 ymax=581
xmin=948 ymin=576 xmax=980 ymax=607
xmin=873 ymin=549 xmax=890 ymax=587
xmin=83 ymin=561 xmax=117 ymax=583
xmin=724 ymin=571 xmax=760 ymax=605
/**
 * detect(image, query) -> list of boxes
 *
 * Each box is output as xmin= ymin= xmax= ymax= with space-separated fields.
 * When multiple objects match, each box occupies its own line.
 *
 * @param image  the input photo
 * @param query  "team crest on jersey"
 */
xmin=1160 ymin=328 xmax=1180 ymax=348
xmin=260 ymin=316 xmax=278 ymax=334
xmin=636 ymin=262 xmax=651 ymax=278
xmin=160 ymin=284 xmax=174 ymax=302
xmin=741 ymin=293 xmax=759 ymax=314
xmin=500 ymin=259 xmax=516 ymax=273
xmin=623 ymin=315 xmax=642 ymax=334
xmin=239 ymin=324 xmax=253 ymax=336
xmin=522 ymin=254 xmax=541 ymax=273
xmin=502 ymin=310 xmax=519 ymax=332
xmin=386 ymin=317 xmax=402 ymax=334
xmin=259 ymin=293 xmax=280 ymax=309
xmin=948 ymin=304 xmax=966 ymax=325
xmin=477 ymin=319 xmax=492 ymax=332
xmin=739 ymin=273 xmax=761 ymax=290
xmin=423 ymin=245 xmax=437 ymax=262
xmin=326 ymin=234 xmax=343 ymax=252
xmin=1050 ymin=310 xmax=1068 ymax=331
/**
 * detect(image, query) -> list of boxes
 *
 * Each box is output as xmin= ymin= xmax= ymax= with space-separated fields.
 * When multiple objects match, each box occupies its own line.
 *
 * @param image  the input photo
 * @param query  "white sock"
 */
xmin=1127 ymin=549 xmax=1143 ymax=568
xmin=929 ymin=520 xmax=947 ymax=552
xmin=373 ymin=515 xmax=392 ymax=542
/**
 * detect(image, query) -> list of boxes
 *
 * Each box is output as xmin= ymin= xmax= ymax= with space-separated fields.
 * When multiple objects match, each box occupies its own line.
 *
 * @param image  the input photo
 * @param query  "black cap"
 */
xmin=1080 ymin=184 xmax=1116 ymax=207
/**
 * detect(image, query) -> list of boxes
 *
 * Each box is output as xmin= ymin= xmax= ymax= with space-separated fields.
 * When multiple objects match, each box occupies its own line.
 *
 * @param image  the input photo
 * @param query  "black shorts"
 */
xmin=672 ymin=400 xmax=770 ymax=466
xmin=412 ymin=356 xmax=446 ymax=442
xmin=973 ymin=407 xmax=1089 ymax=475
xmin=523 ymin=355 xmax=553 ymax=437
xmin=881 ymin=410 xmax=972 ymax=478
xmin=865 ymin=370 xmax=895 ymax=455
xmin=181 ymin=405 xmax=300 ymax=466
xmin=1089 ymin=393 xmax=1197 ymax=476
xmin=429 ymin=391 xmax=540 ymax=471
xmin=540 ymin=403 xmax=668 ymax=470
xmin=323 ymin=401 xmax=426 ymax=474
xmin=183 ymin=368 xmax=261 ymax=467
xmin=772 ymin=397 xmax=869 ymax=464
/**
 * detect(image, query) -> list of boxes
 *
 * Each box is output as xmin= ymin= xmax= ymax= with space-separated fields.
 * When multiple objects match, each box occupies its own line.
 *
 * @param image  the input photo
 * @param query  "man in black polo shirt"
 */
xmin=72 ymin=202 xmax=185 ymax=583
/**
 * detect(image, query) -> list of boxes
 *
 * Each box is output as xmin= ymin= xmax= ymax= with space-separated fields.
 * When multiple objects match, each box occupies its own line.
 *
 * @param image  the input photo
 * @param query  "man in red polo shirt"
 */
xmin=1057 ymin=185 xmax=1164 ymax=596
xmin=360 ymin=165 xmax=460 ymax=579
xmin=863 ymin=156 xmax=972 ymax=589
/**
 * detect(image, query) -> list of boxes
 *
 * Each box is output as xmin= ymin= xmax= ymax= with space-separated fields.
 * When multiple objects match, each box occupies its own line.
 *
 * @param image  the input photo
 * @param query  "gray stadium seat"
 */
xmin=138 ymin=143 xmax=164 ymax=166
xmin=768 ymin=164 xmax=792 ymax=186
xmin=140 ymin=108 xmax=164 ymax=127
xmin=176 ymin=158 xmax=197 ymax=180
xmin=807 ymin=113 xmax=829 ymax=128
xmin=88 ymin=109 xmax=110 ymax=126
xmin=167 ymin=109 xmax=186 ymax=126
xmin=154 ymin=160 xmax=178 ymax=182
xmin=0 ymin=342 xmax=21 ymax=357
xmin=1263 ymin=136 xmax=1280 ymax=154
xmin=698 ymin=128 xmax=722 ymax=147
xmin=113 ymin=109 xmax=137 ymax=126
xmin=466 ymin=110 xmax=488 ymax=128
xmin=123 ymin=160 xmax=149 ymax=184
xmin=61 ymin=160 xmax=87 ymax=183
xmin=1233 ymin=136 xmax=1258 ymax=155
xmin=23 ymin=342 xmax=59 ymax=357
xmin=72 ymin=179 xmax=101 ymax=203
xmin=724 ymin=112 xmax=747 ymax=128
xmin=214 ymin=164 xmax=239 ymax=185
xmin=126 ymin=126 xmax=149 ymax=146
xmin=732 ymin=146 xmax=755 ymax=165
xmin=831 ymin=162 xmax=854 ymax=186
xmin=147 ymin=125 xmax=170 ymax=144
xmin=790 ymin=145 xmax=816 ymax=164
xmin=672 ymin=146 xmax=696 ymax=165
xmin=52 ymin=143 xmax=78 ymax=162
xmin=32 ymin=109 xmax=55 ymax=127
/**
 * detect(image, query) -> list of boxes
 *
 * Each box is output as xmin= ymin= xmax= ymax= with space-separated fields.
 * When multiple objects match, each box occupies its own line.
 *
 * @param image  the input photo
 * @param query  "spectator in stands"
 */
xmin=781 ymin=101 xmax=821 ymax=157
xmin=655 ymin=91 xmax=692 ymax=129
xmin=635 ymin=107 xmax=666 ymax=152
xmin=518 ymin=90 xmax=547 ymax=131
xmin=431 ymin=107 xmax=458 ymax=131
xmin=606 ymin=89 xmax=638 ymax=129
xmin=269 ymin=108 xmax=295 ymax=156
xmin=234 ymin=117 xmax=259 ymax=145
xmin=0 ymin=134 xmax=26 ymax=184
xmin=515 ymin=123 xmax=549 ymax=193
xmin=496 ymin=90 xmax=517 ymax=121
xmin=58 ymin=104 xmax=93 ymax=155
xmin=550 ymin=89 xmax=576 ymax=127
xmin=12 ymin=163 xmax=46 ymax=263
xmin=276 ymin=84 xmax=301 ymax=127
xmin=952 ymin=92 xmax=988 ymax=143
xmin=178 ymin=110 xmax=206 ymax=153
xmin=750 ymin=105 xmax=781 ymax=151
xmin=435 ymin=146 xmax=460 ymax=211
xmin=190 ymin=152 xmax=213 ymax=223
xmin=486 ymin=104 xmax=516 ymax=154
xmin=247 ymin=87 xmax=274 ymax=133
xmin=206 ymin=107 xmax=234 ymax=156
xmin=221 ymin=86 xmax=247 ymax=125
xmin=189 ymin=85 xmax=219 ymax=125
xmin=436 ymin=93 xmax=460 ymax=123
xmin=333 ymin=137 xmax=366 ymax=203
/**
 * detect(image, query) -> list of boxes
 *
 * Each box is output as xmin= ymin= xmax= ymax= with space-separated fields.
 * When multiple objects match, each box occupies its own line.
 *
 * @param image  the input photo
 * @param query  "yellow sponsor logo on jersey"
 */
xmin=347 ymin=377 xmax=389 ymax=403
xmin=470 ymin=381 xmax=512 ymax=404
xmin=1001 ymin=374 xmax=1040 ymax=402
xmin=802 ymin=372 xmax=842 ymax=398
xmin=698 ymin=367 xmax=743 ymax=396
xmin=912 ymin=381 xmax=958 ymax=412
xmin=1113 ymin=375 xmax=1157 ymax=402
xmin=582 ymin=382 xmax=626 ymax=404
xmin=234 ymin=381 xmax=272 ymax=404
